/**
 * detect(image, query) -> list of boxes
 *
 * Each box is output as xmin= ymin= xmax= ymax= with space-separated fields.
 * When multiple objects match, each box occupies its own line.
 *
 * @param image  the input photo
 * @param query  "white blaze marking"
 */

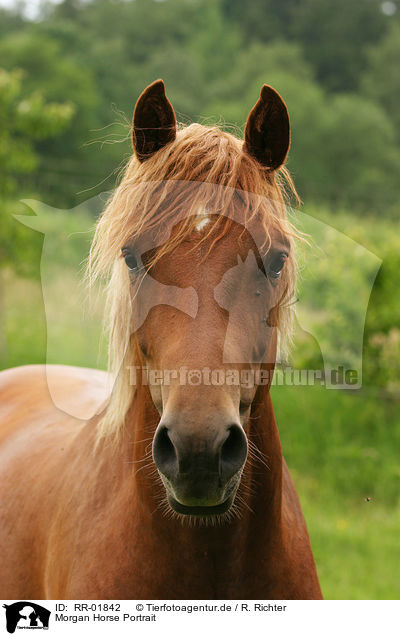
xmin=195 ymin=205 xmax=210 ymax=231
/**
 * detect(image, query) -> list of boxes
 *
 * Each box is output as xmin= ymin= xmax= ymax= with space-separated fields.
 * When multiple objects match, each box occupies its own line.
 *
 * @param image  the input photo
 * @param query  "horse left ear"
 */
xmin=132 ymin=79 xmax=177 ymax=162
xmin=243 ymin=85 xmax=290 ymax=171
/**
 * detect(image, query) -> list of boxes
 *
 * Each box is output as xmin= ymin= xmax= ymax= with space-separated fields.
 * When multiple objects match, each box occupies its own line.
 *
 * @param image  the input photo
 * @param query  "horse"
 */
xmin=0 ymin=80 xmax=322 ymax=600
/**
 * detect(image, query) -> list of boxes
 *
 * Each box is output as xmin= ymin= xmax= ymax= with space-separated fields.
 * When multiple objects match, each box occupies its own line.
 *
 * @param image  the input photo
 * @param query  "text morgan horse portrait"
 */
xmin=0 ymin=80 xmax=322 ymax=599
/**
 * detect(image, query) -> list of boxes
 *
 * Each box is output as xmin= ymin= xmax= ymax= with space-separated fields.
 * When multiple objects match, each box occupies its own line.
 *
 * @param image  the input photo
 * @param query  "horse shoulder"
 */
xmin=0 ymin=364 xmax=109 ymax=441
xmin=0 ymin=365 xmax=111 ymax=598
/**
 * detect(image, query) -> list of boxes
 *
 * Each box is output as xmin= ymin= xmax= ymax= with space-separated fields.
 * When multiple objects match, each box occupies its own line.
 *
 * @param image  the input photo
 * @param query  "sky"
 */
xmin=0 ymin=0 xmax=63 ymax=20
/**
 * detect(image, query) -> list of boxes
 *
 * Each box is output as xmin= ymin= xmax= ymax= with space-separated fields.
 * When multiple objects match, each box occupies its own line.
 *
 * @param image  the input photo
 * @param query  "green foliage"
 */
xmin=0 ymin=67 xmax=73 ymax=273
xmin=274 ymin=384 xmax=400 ymax=505
xmin=362 ymin=22 xmax=400 ymax=138
xmin=0 ymin=68 xmax=73 ymax=190
xmin=1 ymin=204 xmax=106 ymax=369
xmin=0 ymin=0 xmax=399 ymax=213
xmin=291 ymin=208 xmax=400 ymax=393
xmin=0 ymin=32 xmax=101 ymax=205
xmin=286 ymin=0 xmax=388 ymax=92
xmin=293 ymin=213 xmax=380 ymax=373
xmin=364 ymin=251 xmax=400 ymax=392
xmin=315 ymin=95 xmax=400 ymax=213
xmin=221 ymin=0 xmax=388 ymax=91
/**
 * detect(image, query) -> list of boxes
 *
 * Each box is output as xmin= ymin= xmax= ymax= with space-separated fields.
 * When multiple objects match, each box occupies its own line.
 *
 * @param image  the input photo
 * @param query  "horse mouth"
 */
xmin=167 ymin=495 xmax=234 ymax=516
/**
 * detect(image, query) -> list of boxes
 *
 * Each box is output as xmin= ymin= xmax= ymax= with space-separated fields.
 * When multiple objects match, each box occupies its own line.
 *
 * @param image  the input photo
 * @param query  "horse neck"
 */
xmin=245 ymin=382 xmax=283 ymax=523
xmin=124 ymin=379 xmax=283 ymax=545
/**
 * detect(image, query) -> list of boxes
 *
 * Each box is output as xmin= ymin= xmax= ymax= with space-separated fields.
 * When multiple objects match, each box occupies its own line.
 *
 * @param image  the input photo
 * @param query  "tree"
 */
xmin=289 ymin=0 xmax=389 ymax=92
xmin=361 ymin=22 xmax=400 ymax=139
xmin=0 ymin=32 xmax=100 ymax=206
xmin=313 ymin=94 xmax=400 ymax=213
xmin=221 ymin=0 xmax=389 ymax=92
xmin=0 ymin=67 xmax=74 ymax=356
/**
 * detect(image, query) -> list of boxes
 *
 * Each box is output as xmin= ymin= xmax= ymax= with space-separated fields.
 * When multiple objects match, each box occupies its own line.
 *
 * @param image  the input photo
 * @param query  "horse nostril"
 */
xmin=152 ymin=425 xmax=177 ymax=479
xmin=220 ymin=424 xmax=248 ymax=480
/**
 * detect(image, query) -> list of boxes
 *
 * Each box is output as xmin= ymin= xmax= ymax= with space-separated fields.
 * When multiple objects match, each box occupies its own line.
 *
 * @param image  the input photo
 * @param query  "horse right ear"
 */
xmin=132 ymin=79 xmax=177 ymax=162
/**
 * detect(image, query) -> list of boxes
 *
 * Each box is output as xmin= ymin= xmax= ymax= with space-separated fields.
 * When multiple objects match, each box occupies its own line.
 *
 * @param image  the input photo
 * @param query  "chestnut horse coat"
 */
xmin=0 ymin=80 xmax=322 ymax=600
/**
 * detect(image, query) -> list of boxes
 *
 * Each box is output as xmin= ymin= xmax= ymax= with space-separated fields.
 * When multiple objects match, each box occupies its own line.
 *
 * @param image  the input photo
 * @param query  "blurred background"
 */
xmin=0 ymin=0 xmax=399 ymax=598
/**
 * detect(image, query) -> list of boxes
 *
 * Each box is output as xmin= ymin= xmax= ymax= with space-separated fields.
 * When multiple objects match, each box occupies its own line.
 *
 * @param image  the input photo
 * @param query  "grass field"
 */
xmin=273 ymin=386 xmax=400 ymax=599
xmin=294 ymin=479 xmax=400 ymax=599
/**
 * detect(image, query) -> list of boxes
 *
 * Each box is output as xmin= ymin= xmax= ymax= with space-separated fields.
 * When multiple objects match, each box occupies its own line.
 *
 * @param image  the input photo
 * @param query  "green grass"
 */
xmin=273 ymin=385 xmax=400 ymax=505
xmin=300 ymin=206 xmax=400 ymax=258
xmin=297 ymin=481 xmax=400 ymax=599
xmin=1 ymin=268 xmax=106 ymax=370
xmin=273 ymin=385 xmax=400 ymax=599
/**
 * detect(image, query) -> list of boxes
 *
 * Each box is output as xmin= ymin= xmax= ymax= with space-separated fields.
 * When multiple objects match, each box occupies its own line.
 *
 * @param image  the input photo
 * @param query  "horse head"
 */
xmin=91 ymin=79 xmax=296 ymax=519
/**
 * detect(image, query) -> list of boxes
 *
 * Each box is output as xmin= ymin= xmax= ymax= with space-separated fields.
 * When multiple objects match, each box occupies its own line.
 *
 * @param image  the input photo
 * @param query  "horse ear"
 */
xmin=132 ymin=79 xmax=177 ymax=162
xmin=243 ymin=85 xmax=290 ymax=171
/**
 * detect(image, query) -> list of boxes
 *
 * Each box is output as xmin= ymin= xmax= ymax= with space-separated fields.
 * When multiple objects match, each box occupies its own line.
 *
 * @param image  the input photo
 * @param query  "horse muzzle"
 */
xmin=152 ymin=420 xmax=248 ymax=515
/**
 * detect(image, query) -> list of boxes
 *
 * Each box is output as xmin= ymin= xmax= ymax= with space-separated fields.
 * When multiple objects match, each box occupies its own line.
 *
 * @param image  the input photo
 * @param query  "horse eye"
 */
xmin=269 ymin=252 xmax=288 ymax=279
xmin=121 ymin=248 xmax=138 ymax=271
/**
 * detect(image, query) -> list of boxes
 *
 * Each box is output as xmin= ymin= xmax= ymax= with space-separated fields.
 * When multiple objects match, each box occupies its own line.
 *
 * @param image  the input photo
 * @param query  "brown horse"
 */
xmin=0 ymin=80 xmax=322 ymax=599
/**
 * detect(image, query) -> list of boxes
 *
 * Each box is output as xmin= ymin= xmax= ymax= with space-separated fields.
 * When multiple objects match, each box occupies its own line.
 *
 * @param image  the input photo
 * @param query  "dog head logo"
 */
xmin=3 ymin=602 xmax=50 ymax=633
